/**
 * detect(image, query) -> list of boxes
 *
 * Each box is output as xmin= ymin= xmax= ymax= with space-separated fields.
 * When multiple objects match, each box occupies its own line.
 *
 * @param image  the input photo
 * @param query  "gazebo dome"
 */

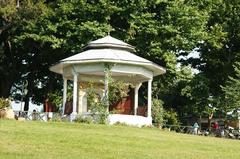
xmin=84 ymin=35 xmax=135 ymax=52
xmin=50 ymin=35 xmax=165 ymax=83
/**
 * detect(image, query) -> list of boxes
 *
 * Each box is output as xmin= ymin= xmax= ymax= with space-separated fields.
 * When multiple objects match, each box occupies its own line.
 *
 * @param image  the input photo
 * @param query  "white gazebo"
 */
xmin=50 ymin=35 xmax=165 ymax=126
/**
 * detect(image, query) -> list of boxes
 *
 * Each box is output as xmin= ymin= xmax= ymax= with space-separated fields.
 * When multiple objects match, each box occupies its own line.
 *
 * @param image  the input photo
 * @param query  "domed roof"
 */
xmin=83 ymin=35 xmax=135 ymax=52
xmin=61 ymin=49 xmax=149 ymax=63
xmin=50 ymin=35 xmax=166 ymax=77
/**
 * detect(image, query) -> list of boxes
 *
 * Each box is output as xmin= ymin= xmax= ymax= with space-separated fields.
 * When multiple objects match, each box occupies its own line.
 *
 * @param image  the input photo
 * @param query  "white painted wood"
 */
xmin=108 ymin=114 xmax=152 ymax=127
xmin=71 ymin=63 xmax=105 ymax=74
xmin=50 ymin=35 xmax=166 ymax=76
xmin=134 ymin=83 xmax=142 ymax=115
xmin=89 ymin=35 xmax=132 ymax=47
xmin=82 ymin=94 xmax=87 ymax=113
xmin=61 ymin=49 xmax=149 ymax=64
xmin=147 ymin=79 xmax=152 ymax=119
xmin=72 ymin=73 xmax=78 ymax=114
xmin=104 ymin=70 xmax=109 ymax=109
xmin=60 ymin=63 xmax=154 ymax=83
xmin=49 ymin=35 xmax=166 ymax=125
xmin=63 ymin=63 xmax=153 ymax=79
xmin=111 ymin=64 xmax=153 ymax=79
xmin=78 ymin=90 xmax=87 ymax=114
xmin=62 ymin=77 xmax=67 ymax=115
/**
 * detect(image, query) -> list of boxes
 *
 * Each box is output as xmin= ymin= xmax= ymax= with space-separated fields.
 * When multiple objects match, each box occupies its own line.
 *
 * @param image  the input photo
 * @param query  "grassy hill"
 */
xmin=0 ymin=120 xmax=239 ymax=159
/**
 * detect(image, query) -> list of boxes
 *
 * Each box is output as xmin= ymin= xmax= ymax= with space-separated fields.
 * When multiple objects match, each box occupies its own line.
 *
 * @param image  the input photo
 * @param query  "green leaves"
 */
xmin=191 ymin=1 xmax=240 ymax=116
xmin=221 ymin=62 xmax=240 ymax=112
xmin=152 ymin=98 xmax=164 ymax=126
xmin=1 ymin=0 xmax=237 ymax=121
xmin=0 ymin=98 xmax=11 ymax=109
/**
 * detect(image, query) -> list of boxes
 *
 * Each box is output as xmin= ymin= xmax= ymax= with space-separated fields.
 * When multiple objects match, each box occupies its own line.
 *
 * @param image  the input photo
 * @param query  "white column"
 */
xmin=147 ymin=79 xmax=152 ymax=119
xmin=62 ymin=77 xmax=67 ymax=115
xmin=104 ymin=70 xmax=109 ymax=109
xmin=134 ymin=83 xmax=142 ymax=115
xmin=72 ymin=73 xmax=78 ymax=115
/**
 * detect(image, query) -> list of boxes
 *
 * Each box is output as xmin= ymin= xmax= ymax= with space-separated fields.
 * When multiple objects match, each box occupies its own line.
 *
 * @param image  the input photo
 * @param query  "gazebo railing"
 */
xmin=13 ymin=111 xmax=71 ymax=122
xmin=12 ymin=111 xmax=151 ymax=126
xmin=13 ymin=111 xmax=98 ymax=122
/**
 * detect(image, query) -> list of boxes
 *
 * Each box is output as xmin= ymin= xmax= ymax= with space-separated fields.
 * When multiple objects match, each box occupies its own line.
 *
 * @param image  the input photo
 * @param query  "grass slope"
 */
xmin=0 ymin=120 xmax=239 ymax=159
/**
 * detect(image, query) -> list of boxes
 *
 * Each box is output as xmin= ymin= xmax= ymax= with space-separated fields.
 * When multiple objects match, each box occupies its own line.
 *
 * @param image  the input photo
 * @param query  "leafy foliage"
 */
xmin=188 ymin=0 xmax=240 ymax=114
xmin=152 ymin=98 xmax=164 ymax=127
xmin=108 ymin=80 xmax=131 ymax=106
xmin=86 ymin=83 xmax=108 ymax=124
xmin=0 ymin=98 xmax=10 ymax=109
xmin=0 ymin=0 xmax=49 ymax=100
xmin=47 ymin=90 xmax=62 ymax=110
xmin=180 ymin=74 xmax=210 ymax=117
xmin=164 ymin=109 xmax=180 ymax=126
xmin=1 ymin=0 xmax=210 ymax=109
xmin=74 ymin=115 xmax=93 ymax=124
xmin=86 ymin=83 xmax=103 ymax=113
xmin=1 ymin=0 xmax=239 ymax=124
xmin=221 ymin=62 xmax=240 ymax=113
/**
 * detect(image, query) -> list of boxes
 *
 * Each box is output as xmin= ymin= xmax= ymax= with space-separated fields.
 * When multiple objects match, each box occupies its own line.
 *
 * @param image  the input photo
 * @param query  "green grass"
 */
xmin=0 ymin=120 xmax=239 ymax=159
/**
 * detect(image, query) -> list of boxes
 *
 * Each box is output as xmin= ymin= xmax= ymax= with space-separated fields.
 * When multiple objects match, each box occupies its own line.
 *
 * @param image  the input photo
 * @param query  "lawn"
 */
xmin=0 ymin=120 xmax=239 ymax=159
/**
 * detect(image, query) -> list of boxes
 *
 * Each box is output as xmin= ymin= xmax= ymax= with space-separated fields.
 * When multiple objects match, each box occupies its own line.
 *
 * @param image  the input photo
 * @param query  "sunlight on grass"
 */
xmin=0 ymin=120 xmax=239 ymax=159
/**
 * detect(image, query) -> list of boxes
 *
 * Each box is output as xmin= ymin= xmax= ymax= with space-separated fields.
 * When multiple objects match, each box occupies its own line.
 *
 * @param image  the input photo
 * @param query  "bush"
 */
xmin=0 ymin=98 xmax=11 ymax=109
xmin=86 ymin=83 xmax=109 ymax=124
xmin=95 ymin=111 xmax=108 ymax=124
xmin=50 ymin=113 xmax=62 ymax=122
xmin=74 ymin=115 xmax=93 ymax=124
xmin=163 ymin=108 xmax=180 ymax=130
xmin=47 ymin=91 xmax=62 ymax=111
xmin=152 ymin=98 xmax=164 ymax=127
xmin=108 ymin=80 xmax=131 ymax=105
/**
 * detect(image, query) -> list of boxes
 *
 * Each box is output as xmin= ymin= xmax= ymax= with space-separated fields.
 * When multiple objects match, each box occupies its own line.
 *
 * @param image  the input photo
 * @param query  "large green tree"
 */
xmin=189 ymin=0 xmax=240 ymax=109
xmin=1 ymin=0 xmax=211 ymax=113
xmin=15 ymin=0 xmax=112 ymax=110
xmin=221 ymin=62 xmax=240 ymax=113
xmin=0 ymin=0 xmax=48 ymax=100
xmin=0 ymin=0 xmax=24 ymax=98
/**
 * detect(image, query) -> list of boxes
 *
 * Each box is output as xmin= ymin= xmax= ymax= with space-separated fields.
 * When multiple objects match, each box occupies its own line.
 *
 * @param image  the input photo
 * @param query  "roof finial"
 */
xmin=107 ymin=31 xmax=110 ymax=36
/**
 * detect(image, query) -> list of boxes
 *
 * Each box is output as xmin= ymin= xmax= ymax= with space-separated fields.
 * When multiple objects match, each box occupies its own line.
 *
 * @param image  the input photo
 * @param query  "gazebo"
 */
xmin=50 ymin=35 xmax=165 ymax=126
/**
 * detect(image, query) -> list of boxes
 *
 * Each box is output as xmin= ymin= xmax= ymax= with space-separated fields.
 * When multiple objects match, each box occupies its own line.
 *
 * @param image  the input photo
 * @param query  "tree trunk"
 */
xmin=24 ymin=95 xmax=29 ymax=111
xmin=208 ymin=112 xmax=214 ymax=130
xmin=24 ymin=75 xmax=34 ymax=111
xmin=0 ymin=78 xmax=14 ymax=98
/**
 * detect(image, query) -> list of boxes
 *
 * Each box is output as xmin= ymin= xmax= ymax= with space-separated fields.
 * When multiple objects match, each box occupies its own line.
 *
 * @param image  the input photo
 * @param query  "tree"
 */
xmin=0 ymin=0 xmax=23 ymax=98
xmin=1 ymin=0 xmax=211 ymax=114
xmin=0 ymin=0 xmax=49 ymax=104
xmin=221 ymin=62 xmax=240 ymax=113
xmin=108 ymin=0 xmax=210 ymax=117
xmin=15 ymin=0 xmax=111 ymax=110
xmin=189 ymin=0 xmax=240 ymax=100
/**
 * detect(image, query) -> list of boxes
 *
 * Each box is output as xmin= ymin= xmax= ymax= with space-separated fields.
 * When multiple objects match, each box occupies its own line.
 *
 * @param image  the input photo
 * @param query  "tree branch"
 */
xmin=0 ymin=23 xmax=11 ymax=34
